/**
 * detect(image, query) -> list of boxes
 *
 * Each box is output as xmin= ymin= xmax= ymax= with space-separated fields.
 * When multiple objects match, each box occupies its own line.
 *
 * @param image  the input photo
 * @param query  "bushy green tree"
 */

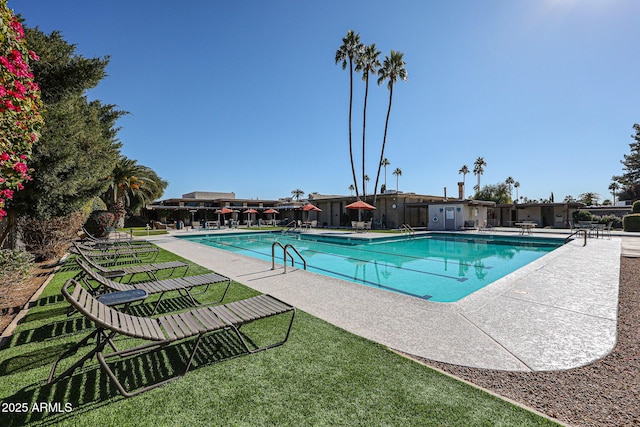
xmin=474 ymin=182 xmax=511 ymax=204
xmin=612 ymin=123 xmax=640 ymax=201
xmin=12 ymin=26 xmax=122 ymax=219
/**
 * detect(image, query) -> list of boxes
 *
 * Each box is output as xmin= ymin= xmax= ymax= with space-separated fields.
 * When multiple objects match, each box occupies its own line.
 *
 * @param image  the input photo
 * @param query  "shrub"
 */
xmin=573 ymin=210 xmax=593 ymax=222
xmin=598 ymin=214 xmax=623 ymax=229
xmin=632 ymin=200 xmax=640 ymax=213
xmin=623 ymin=213 xmax=640 ymax=232
xmin=18 ymin=212 xmax=84 ymax=260
xmin=84 ymin=210 xmax=117 ymax=238
xmin=0 ymin=248 xmax=34 ymax=305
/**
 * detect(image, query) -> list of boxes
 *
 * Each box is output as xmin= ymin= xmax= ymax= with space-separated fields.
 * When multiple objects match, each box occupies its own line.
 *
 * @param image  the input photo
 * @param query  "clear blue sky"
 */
xmin=10 ymin=0 xmax=640 ymax=203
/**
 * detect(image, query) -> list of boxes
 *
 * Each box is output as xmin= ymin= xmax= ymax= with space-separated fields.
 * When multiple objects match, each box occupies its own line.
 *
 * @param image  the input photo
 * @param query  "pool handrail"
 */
xmin=399 ymin=224 xmax=415 ymax=237
xmin=271 ymin=241 xmax=307 ymax=274
xmin=565 ymin=229 xmax=587 ymax=246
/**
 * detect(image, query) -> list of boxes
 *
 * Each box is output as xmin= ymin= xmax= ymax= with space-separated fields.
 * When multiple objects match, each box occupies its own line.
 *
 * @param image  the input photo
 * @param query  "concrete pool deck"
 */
xmin=145 ymin=227 xmax=629 ymax=372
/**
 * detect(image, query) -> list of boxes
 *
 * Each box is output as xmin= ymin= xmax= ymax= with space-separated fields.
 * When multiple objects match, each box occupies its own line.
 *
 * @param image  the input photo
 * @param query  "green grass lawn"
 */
xmin=0 ymin=247 xmax=559 ymax=426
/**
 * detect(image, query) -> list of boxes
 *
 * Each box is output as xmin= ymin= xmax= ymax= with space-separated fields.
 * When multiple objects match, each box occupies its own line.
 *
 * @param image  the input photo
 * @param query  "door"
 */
xmin=445 ymin=207 xmax=456 ymax=230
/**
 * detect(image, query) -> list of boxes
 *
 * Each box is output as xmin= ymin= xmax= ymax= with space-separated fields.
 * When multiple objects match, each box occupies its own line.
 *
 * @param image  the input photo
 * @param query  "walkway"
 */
xmin=146 ymin=228 xmax=623 ymax=372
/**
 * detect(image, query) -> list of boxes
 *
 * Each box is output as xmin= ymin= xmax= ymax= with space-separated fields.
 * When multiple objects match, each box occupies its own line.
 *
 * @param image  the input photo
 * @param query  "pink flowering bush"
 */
xmin=0 ymin=1 xmax=43 ymax=219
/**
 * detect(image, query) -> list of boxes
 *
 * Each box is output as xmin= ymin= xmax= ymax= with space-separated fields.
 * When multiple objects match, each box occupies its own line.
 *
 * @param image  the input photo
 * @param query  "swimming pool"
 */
xmin=178 ymin=232 xmax=563 ymax=302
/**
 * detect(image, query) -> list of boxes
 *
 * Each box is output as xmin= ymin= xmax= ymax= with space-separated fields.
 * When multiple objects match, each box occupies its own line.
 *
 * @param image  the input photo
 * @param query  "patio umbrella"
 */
xmin=345 ymin=200 xmax=376 ymax=210
xmin=301 ymin=203 xmax=322 ymax=223
xmin=215 ymin=207 xmax=234 ymax=225
xmin=346 ymin=200 xmax=376 ymax=222
xmin=263 ymin=208 xmax=279 ymax=225
xmin=244 ymin=208 xmax=258 ymax=225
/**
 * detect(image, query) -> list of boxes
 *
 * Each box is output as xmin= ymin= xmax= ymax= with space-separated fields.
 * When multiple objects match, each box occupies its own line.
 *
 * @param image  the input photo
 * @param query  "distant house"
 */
xmin=492 ymin=202 xmax=585 ymax=228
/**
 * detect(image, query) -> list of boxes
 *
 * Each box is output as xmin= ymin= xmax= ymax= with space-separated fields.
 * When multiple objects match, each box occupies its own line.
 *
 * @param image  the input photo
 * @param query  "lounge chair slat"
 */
xmin=191 ymin=307 xmax=227 ymax=329
xmin=210 ymin=305 xmax=243 ymax=325
xmin=161 ymin=315 xmax=189 ymax=339
xmin=177 ymin=312 xmax=207 ymax=334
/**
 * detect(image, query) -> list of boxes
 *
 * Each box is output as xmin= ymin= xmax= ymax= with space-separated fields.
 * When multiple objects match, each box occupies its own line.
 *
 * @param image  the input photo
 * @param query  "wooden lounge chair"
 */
xmin=75 ymin=257 xmax=231 ymax=314
xmin=48 ymin=278 xmax=295 ymax=397
xmin=74 ymin=245 xmax=189 ymax=283
xmin=72 ymin=241 xmax=159 ymax=263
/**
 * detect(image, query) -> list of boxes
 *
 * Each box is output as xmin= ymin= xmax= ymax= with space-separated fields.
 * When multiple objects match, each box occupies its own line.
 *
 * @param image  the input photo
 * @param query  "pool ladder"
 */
xmin=399 ymin=223 xmax=415 ymax=237
xmin=281 ymin=220 xmax=298 ymax=234
xmin=271 ymin=241 xmax=307 ymax=274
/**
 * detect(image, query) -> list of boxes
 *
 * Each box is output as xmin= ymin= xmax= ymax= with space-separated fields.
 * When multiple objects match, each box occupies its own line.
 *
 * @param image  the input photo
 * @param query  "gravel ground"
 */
xmin=412 ymin=255 xmax=639 ymax=427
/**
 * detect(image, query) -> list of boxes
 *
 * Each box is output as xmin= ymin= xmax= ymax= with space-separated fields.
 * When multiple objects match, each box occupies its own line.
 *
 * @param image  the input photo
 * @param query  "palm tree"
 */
xmin=514 ymin=181 xmax=520 ymax=203
xmin=335 ymin=30 xmax=363 ymax=200
xmin=381 ymin=158 xmax=391 ymax=192
xmin=608 ymin=181 xmax=619 ymax=205
xmin=458 ymin=165 xmax=469 ymax=194
xmin=393 ymin=167 xmax=402 ymax=193
xmin=373 ymin=50 xmax=407 ymax=207
xmin=505 ymin=176 xmax=515 ymax=200
xmin=356 ymin=43 xmax=381 ymax=202
xmin=348 ymin=184 xmax=355 ymax=196
xmin=103 ymin=156 xmax=167 ymax=227
xmin=473 ymin=157 xmax=487 ymax=193
xmin=291 ymin=188 xmax=304 ymax=201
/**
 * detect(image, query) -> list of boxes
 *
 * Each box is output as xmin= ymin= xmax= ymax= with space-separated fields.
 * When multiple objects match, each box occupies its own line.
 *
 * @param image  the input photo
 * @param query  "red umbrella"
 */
xmin=345 ymin=200 xmax=376 ymax=210
xmin=300 ymin=204 xmax=321 ymax=223
xmin=244 ymin=208 xmax=258 ymax=225
xmin=263 ymin=208 xmax=279 ymax=225
xmin=302 ymin=203 xmax=322 ymax=212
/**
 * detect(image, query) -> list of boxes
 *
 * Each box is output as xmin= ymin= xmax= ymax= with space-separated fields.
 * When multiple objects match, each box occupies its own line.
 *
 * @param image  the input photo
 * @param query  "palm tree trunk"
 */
xmin=373 ymin=84 xmax=394 ymax=206
xmin=348 ymin=58 xmax=360 ymax=200
xmin=362 ymin=75 xmax=370 ymax=202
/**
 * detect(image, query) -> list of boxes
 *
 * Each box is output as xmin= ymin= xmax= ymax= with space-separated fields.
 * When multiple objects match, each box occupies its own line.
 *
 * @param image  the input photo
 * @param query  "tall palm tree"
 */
xmin=393 ymin=167 xmax=402 ymax=193
xmin=608 ymin=181 xmax=619 ymax=205
xmin=291 ymin=188 xmax=304 ymax=201
xmin=505 ymin=176 xmax=515 ymax=201
xmin=355 ymin=43 xmax=381 ymax=202
xmin=473 ymin=157 xmax=487 ymax=193
xmin=514 ymin=181 xmax=520 ymax=203
xmin=348 ymin=184 xmax=355 ymax=196
xmin=373 ymin=50 xmax=407 ymax=206
xmin=381 ymin=158 xmax=391 ymax=191
xmin=458 ymin=165 xmax=469 ymax=194
xmin=335 ymin=30 xmax=363 ymax=200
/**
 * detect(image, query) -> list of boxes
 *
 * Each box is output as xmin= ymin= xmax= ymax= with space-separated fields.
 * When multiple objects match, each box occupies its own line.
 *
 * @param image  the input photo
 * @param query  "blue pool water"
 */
xmin=178 ymin=232 xmax=563 ymax=302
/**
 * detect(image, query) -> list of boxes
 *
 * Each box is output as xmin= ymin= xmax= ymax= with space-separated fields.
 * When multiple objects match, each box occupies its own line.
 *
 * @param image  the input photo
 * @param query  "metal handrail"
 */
xmin=281 ymin=220 xmax=298 ymax=234
xmin=283 ymin=244 xmax=307 ymax=273
xmin=271 ymin=241 xmax=307 ymax=273
xmin=271 ymin=241 xmax=294 ymax=270
xmin=565 ymin=229 xmax=587 ymax=246
xmin=399 ymin=223 xmax=415 ymax=236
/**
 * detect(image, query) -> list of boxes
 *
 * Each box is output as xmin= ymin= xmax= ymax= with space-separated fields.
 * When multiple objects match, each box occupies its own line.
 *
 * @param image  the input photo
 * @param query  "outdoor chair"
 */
xmin=74 ymin=257 xmax=231 ymax=315
xmin=72 ymin=241 xmax=159 ymax=263
xmin=48 ymin=278 xmax=295 ymax=397
xmin=81 ymin=226 xmax=133 ymax=244
xmin=79 ymin=229 xmax=155 ymax=251
xmin=74 ymin=243 xmax=189 ymax=283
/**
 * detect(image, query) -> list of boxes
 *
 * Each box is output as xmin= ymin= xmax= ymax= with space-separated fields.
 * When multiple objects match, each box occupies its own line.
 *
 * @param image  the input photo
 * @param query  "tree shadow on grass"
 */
xmin=1 ymin=330 xmax=249 ymax=426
